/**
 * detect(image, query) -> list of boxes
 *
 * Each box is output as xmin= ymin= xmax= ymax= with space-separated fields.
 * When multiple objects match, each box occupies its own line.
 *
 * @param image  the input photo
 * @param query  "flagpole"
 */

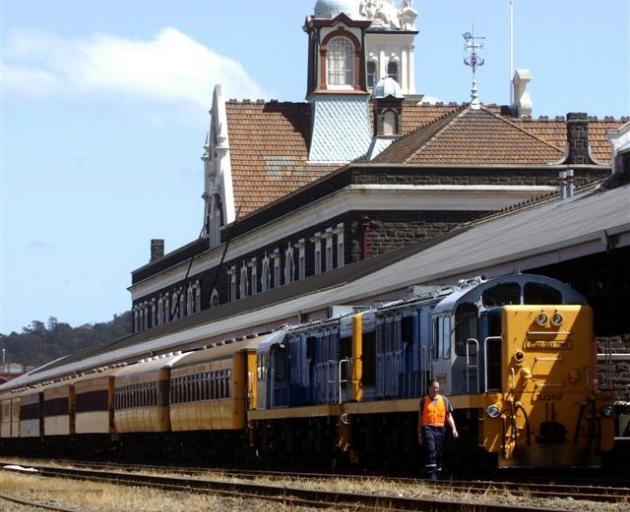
xmin=509 ymin=0 xmax=514 ymax=105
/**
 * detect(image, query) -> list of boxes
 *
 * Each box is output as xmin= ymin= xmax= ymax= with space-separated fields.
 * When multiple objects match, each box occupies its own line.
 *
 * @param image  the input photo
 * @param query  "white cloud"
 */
xmin=2 ymin=28 xmax=264 ymax=106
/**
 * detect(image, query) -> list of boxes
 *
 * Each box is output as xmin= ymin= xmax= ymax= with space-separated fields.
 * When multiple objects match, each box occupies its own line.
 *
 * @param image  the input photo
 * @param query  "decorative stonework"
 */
xmin=359 ymin=1 xmax=417 ymax=31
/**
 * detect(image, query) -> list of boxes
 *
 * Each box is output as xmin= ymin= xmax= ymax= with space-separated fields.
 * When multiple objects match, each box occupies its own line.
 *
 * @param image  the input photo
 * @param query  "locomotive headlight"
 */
xmin=486 ymin=404 xmax=501 ymax=418
xmin=601 ymin=405 xmax=615 ymax=417
xmin=536 ymin=312 xmax=549 ymax=326
xmin=551 ymin=312 xmax=564 ymax=326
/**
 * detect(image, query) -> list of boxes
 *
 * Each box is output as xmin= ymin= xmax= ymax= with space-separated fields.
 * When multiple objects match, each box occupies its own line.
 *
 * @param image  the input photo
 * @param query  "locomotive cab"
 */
xmin=432 ymin=274 xmax=615 ymax=468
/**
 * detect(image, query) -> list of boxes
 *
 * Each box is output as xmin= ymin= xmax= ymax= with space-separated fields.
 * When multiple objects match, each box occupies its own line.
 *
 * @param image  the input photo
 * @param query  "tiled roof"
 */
xmin=226 ymin=99 xmax=623 ymax=216
xmin=374 ymin=106 xmax=565 ymax=165
xmin=508 ymin=118 xmax=622 ymax=164
xmin=400 ymin=103 xmax=463 ymax=134
xmin=226 ymin=101 xmax=339 ymax=217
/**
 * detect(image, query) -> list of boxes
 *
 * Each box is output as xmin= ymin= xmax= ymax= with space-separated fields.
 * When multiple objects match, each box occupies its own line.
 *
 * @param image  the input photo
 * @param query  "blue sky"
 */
xmin=1 ymin=0 xmax=629 ymax=334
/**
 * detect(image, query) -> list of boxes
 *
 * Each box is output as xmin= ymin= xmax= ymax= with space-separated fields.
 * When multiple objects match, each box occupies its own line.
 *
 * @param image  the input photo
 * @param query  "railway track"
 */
xmin=26 ymin=459 xmax=630 ymax=503
xmin=0 ymin=492 xmax=77 ymax=512
xmin=2 ymin=459 xmax=629 ymax=511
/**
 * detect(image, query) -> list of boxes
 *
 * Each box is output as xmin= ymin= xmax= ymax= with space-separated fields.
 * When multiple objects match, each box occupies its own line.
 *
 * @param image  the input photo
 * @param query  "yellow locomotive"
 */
xmin=254 ymin=274 xmax=615 ymax=468
xmin=0 ymin=274 xmax=615 ymax=470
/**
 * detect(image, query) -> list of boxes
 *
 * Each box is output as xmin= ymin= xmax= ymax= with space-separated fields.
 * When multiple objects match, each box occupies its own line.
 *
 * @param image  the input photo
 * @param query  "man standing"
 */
xmin=418 ymin=379 xmax=458 ymax=480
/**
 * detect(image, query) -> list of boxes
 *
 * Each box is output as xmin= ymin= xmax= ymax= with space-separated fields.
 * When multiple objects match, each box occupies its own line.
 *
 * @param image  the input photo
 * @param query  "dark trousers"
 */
xmin=422 ymin=425 xmax=445 ymax=480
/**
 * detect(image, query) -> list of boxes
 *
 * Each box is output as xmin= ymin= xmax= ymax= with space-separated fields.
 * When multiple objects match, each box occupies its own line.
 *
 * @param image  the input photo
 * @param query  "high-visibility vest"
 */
xmin=421 ymin=395 xmax=447 ymax=427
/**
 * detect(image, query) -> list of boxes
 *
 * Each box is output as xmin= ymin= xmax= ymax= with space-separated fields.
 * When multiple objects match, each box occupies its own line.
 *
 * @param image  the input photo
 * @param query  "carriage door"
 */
xmin=257 ymin=351 xmax=269 ymax=410
xmin=453 ymin=303 xmax=480 ymax=394
xmin=479 ymin=311 xmax=502 ymax=391
xmin=479 ymin=282 xmax=520 ymax=392
xmin=431 ymin=315 xmax=453 ymax=394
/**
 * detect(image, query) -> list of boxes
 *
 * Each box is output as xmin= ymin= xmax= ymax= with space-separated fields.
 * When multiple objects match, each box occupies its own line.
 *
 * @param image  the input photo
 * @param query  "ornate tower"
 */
xmin=362 ymin=1 xmax=419 ymax=95
xmin=305 ymin=1 xmax=373 ymax=162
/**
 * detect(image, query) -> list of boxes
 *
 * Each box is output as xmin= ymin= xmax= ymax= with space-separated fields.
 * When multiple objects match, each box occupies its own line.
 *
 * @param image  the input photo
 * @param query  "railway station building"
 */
xmin=127 ymin=1 xmax=629 ymax=352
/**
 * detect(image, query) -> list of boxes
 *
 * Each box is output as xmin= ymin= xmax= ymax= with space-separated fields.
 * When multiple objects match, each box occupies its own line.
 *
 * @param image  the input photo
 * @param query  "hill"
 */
xmin=0 ymin=312 xmax=132 ymax=369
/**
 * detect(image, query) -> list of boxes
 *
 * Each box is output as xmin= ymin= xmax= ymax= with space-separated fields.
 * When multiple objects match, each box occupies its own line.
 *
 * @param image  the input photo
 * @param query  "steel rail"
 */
xmin=2 ymin=462 xmax=627 ymax=512
xmin=0 ymin=492 xmax=77 ymax=512
xmin=25 ymin=459 xmax=630 ymax=503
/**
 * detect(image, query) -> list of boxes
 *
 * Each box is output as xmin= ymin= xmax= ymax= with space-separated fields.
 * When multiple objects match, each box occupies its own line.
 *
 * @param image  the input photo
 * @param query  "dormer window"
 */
xmin=327 ymin=36 xmax=355 ymax=87
xmin=383 ymin=110 xmax=397 ymax=136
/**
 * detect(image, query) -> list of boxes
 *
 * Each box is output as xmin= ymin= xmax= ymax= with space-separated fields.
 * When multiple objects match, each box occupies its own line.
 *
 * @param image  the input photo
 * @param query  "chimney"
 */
xmin=565 ymin=112 xmax=595 ymax=165
xmin=150 ymin=239 xmax=164 ymax=262
xmin=559 ymin=169 xmax=574 ymax=199
xmin=604 ymin=122 xmax=630 ymax=189
xmin=511 ymin=69 xmax=532 ymax=118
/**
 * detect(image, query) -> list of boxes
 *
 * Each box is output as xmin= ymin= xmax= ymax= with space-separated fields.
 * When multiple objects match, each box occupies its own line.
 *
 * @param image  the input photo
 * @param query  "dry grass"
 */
xmin=1 ymin=459 xmax=628 ymax=512
xmin=0 ymin=471 xmax=333 ymax=512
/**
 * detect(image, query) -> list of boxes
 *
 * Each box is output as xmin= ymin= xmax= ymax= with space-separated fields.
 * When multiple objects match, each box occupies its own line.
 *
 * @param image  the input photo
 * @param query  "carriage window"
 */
xmin=524 ymin=283 xmax=562 ymax=305
xmin=455 ymin=303 xmax=479 ymax=356
xmin=482 ymin=283 xmax=520 ymax=307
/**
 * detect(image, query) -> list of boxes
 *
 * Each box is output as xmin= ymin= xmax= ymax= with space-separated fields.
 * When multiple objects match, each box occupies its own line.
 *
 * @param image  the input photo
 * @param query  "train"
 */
xmin=0 ymin=274 xmax=616 ymax=470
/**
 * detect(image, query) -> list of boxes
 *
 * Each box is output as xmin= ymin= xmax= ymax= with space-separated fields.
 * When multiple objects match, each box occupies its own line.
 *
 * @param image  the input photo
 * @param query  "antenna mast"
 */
xmin=509 ymin=0 xmax=515 ymax=104
xmin=463 ymin=28 xmax=486 ymax=110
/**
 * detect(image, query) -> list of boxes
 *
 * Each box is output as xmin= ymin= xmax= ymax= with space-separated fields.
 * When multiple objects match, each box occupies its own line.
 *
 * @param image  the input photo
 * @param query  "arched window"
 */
xmin=383 ymin=110 xmax=397 ymax=136
xmin=186 ymin=286 xmax=193 ymax=316
xmin=210 ymin=288 xmax=220 ymax=308
xmin=387 ymin=60 xmax=399 ymax=83
xmin=367 ymin=60 xmax=377 ymax=89
xmin=239 ymin=264 xmax=248 ymax=299
xmin=194 ymin=282 xmax=201 ymax=312
xmin=285 ymin=245 xmax=295 ymax=285
xmin=327 ymin=37 xmax=354 ymax=87
xmin=261 ymin=256 xmax=270 ymax=292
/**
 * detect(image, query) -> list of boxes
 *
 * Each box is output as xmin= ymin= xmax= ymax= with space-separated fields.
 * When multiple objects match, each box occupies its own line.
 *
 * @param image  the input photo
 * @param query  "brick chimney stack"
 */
xmin=150 ymin=239 xmax=164 ymax=262
xmin=565 ymin=112 xmax=595 ymax=165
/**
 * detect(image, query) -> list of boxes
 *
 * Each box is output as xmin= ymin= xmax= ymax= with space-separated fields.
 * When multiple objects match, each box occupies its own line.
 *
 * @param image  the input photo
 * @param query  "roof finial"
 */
xmin=463 ymin=27 xmax=485 ymax=110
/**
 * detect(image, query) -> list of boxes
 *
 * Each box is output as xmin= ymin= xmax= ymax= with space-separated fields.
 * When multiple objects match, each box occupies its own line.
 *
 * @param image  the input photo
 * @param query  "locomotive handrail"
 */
xmin=483 ymin=336 xmax=502 ymax=392
xmin=465 ymin=338 xmax=480 ymax=394
xmin=527 ymin=330 xmax=571 ymax=335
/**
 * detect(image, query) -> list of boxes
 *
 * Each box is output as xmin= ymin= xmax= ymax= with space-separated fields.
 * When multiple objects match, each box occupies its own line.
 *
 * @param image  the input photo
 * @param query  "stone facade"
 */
xmin=130 ymin=163 xmax=610 ymax=333
xmin=597 ymin=334 xmax=630 ymax=401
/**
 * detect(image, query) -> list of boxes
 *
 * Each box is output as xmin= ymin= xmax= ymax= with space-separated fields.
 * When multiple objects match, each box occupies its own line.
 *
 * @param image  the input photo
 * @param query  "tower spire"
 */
xmin=463 ymin=28 xmax=486 ymax=110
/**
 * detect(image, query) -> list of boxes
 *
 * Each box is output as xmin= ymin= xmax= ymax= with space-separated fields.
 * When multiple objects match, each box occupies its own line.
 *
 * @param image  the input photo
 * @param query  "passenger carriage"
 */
xmin=114 ymin=354 xmax=185 ymax=434
xmin=169 ymin=336 xmax=261 ymax=432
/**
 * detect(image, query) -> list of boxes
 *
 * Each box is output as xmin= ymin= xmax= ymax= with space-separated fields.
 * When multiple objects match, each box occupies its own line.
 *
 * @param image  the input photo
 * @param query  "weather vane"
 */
xmin=463 ymin=28 xmax=485 ymax=109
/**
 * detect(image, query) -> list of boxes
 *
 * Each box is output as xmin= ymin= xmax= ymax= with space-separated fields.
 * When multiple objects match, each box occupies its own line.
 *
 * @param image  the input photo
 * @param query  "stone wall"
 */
xmin=597 ymin=334 xmax=630 ymax=401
